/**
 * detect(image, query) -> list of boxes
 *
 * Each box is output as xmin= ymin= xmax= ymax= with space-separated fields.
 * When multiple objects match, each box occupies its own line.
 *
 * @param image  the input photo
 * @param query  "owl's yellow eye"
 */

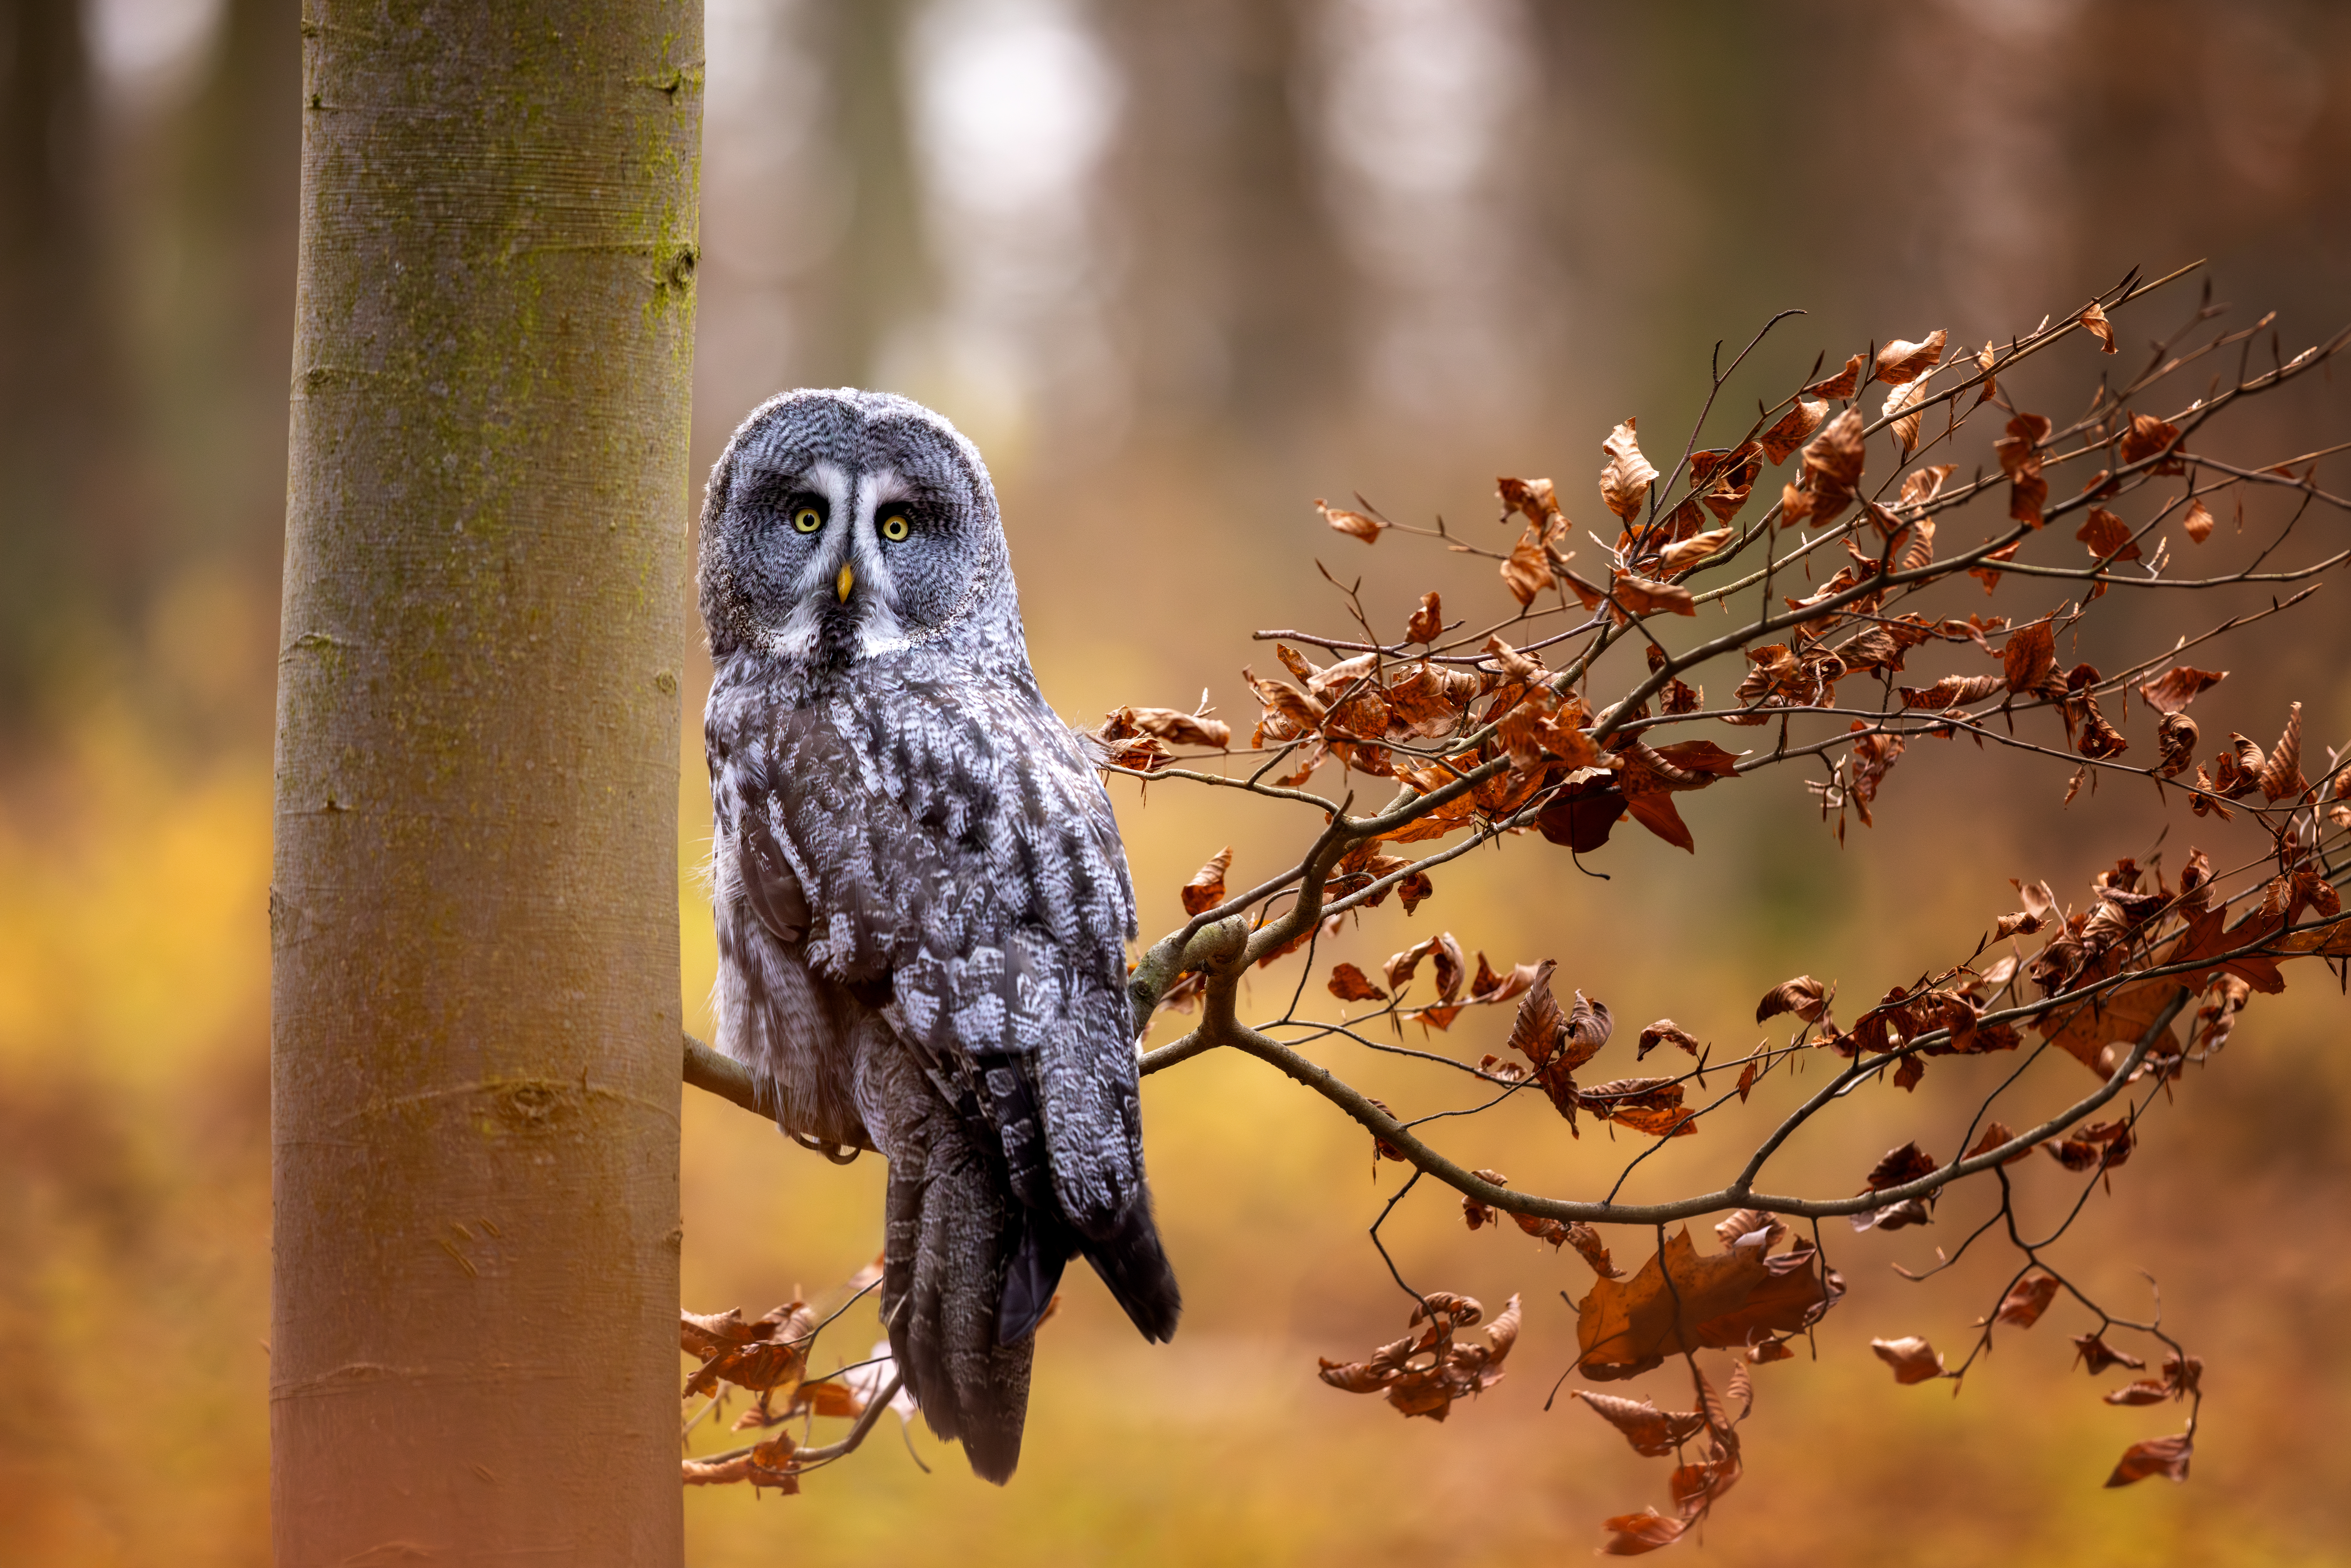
xmin=880 ymin=513 xmax=911 ymax=542
xmin=793 ymin=507 xmax=823 ymax=534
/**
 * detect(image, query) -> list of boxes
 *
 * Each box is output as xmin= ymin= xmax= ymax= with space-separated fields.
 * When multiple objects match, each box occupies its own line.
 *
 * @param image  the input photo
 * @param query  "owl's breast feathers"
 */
xmin=707 ymin=651 xmax=1150 ymax=1236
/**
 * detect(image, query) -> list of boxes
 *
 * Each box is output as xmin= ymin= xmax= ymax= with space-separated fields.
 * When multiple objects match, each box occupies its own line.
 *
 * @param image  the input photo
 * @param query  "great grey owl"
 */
xmin=698 ymin=388 xmax=1180 ymax=1482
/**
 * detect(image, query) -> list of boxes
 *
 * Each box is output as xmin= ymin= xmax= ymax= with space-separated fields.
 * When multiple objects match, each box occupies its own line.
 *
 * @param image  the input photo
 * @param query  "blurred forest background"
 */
xmin=6 ymin=0 xmax=2351 ymax=1562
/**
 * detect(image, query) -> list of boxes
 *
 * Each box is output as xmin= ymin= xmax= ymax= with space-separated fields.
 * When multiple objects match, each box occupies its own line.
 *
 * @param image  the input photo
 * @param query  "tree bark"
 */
xmin=271 ymin=5 xmax=700 ymax=1563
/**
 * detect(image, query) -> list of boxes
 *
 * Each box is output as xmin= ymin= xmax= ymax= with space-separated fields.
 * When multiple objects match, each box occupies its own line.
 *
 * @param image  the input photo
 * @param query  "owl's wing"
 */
xmin=712 ymin=673 xmax=1151 ymax=1238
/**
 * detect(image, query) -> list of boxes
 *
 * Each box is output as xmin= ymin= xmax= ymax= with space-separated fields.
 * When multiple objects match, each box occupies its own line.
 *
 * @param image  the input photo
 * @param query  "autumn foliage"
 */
xmin=685 ymin=267 xmax=2351 ymax=1539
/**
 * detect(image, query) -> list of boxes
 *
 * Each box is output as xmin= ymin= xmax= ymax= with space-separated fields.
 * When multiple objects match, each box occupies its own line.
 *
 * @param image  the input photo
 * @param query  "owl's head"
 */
xmin=698 ymin=389 xmax=1016 ymax=666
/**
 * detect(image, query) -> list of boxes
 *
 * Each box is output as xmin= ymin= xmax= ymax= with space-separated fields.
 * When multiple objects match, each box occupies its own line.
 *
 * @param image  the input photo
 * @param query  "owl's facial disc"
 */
xmin=734 ymin=462 xmax=939 ymax=665
xmin=701 ymin=390 xmax=1012 ymax=668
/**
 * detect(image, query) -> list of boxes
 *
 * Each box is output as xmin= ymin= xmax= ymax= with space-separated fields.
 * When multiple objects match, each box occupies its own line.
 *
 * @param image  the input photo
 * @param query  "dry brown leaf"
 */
xmin=1564 ymin=989 xmax=1615 ymax=1070
xmin=1875 ymin=329 xmax=1947 ymax=386
xmin=1659 ymin=527 xmax=1733 ymax=575
xmin=1797 ymin=408 xmax=1868 ymax=528
xmin=1805 ymin=353 xmax=1865 ymax=400
xmin=1713 ymin=1209 xmax=1787 ymax=1251
xmin=1762 ymin=399 xmax=1827 ymax=466
xmin=1881 ymin=380 xmax=1927 ymax=453
xmin=1601 ymin=420 xmax=1661 ymax=521
xmin=1864 ymin=1141 xmax=1935 ymax=1193
xmin=1241 ymin=665 xmax=1327 ymax=742
xmin=2104 ymin=1433 xmax=2192 ymax=1487
xmin=1498 ymin=475 xmax=1565 ymax=535
xmin=1564 ymin=1222 xmax=1622 ymax=1279
xmin=1327 ymin=962 xmax=1388 ymax=1003
xmin=2002 ymin=621 xmax=2056 ymax=694
xmin=1405 ymin=591 xmax=1443 ymax=644
xmin=1181 ymin=846 xmax=1231 ymax=916
xmin=1461 ymin=1168 xmax=1508 ymax=1232
xmin=1384 ymin=931 xmax=1467 ymax=1001
xmin=2147 ymin=712 xmax=2196 ymax=779
xmin=2119 ymin=411 xmax=2186 ymax=474
xmin=1499 ymin=958 xmax=1566 ymax=1058
xmin=2138 ymin=666 xmax=2226 ymax=715
xmin=1099 ymin=704 xmax=1232 ymax=752
xmin=1600 ymin=1511 xmax=1689 ymax=1555
xmin=1755 ymin=974 xmax=1827 ymax=1025
xmin=1692 ymin=443 xmax=1762 ymax=523
xmin=1898 ymin=673 xmax=2004 ymax=709
xmin=1317 ymin=497 xmax=1383 ymax=543
xmin=2103 ymin=1378 xmax=2172 ymax=1407
xmin=1574 ymin=1230 xmax=1839 ymax=1381
xmin=681 ymin=1433 xmax=801 ymax=1491
xmin=682 ymin=1301 xmax=819 ymax=1400
xmin=2182 ymin=496 xmax=2216 ymax=543
xmin=1501 ymin=529 xmax=1556 ymax=606
xmin=1637 ymin=1020 xmax=1702 ymax=1060
xmin=2077 ymin=506 xmax=2142 ymax=563
xmin=1997 ymin=412 xmax=2053 ymax=528
xmin=1900 ymin=463 xmax=1957 ymax=507
xmin=2076 ymin=691 xmax=2129 ymax=760
xmin=2079 ymin=301 xmax=2118 ymax=353
xmin=1969 ymin=539 xmax=2022 ymax=594
xmin=1994 ymin=1272 xmax=2061 ymax=1328
xmin=1612 ymin=571 xmax=1698 ymax=618
xmin=1578 ymin=1076 xmax=1697 ymax=1139
xmin=1575 ymin=1391 xmax=1709 ymax=1458
xmin=1975 ymin=339 xmax=1998 ymax=400
xmin=2073 ymin=1333 xmax=2146 ymax=1375
xmin=2258 ymin=701 xmax=2308 ymax=801
xmin=1871 ymin=1336 xmax=1945 ymax=1385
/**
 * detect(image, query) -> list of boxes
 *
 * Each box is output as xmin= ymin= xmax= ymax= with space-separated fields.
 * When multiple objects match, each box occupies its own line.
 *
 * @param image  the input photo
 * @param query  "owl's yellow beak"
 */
xmin=835 ymin=563 xmax=854 ymax=602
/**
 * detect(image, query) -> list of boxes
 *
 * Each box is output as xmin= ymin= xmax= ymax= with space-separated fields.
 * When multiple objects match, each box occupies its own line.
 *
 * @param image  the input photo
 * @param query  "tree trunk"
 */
xmin=271 ymin=5 xmax=700 ymax=1562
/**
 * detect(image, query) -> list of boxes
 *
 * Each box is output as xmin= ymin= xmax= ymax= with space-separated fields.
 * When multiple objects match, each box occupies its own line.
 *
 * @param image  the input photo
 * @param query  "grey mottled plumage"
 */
xmin=698 ymin=388 xmax=1179 ymax=1482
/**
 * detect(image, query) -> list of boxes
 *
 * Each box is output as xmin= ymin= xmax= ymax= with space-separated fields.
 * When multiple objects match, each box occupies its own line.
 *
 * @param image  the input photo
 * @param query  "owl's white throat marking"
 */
xmin=850 ymin=468 xmax=914 ymax=659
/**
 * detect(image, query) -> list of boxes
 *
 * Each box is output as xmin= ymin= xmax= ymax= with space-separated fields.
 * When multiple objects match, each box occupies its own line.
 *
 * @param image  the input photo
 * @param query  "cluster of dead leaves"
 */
xmin=1316 ymin=1291 xmax=1521 ymax=1421
xmin=1230 ymin=630 xmax=1757 ymax=859
xmin=2011 ymin=841 xmax=2348 ymax=1077
xmin=1327 ymin=931 xmax=1539 ymax=1028
xmin=1749 ymin=962 xmax=2019 ymax=1097
xmin=1474 ymin=960 xmax=1704 ymax=1139
xmin=2187 ymin=699 xmax=2311 ymax=818
xmin=1581 ymin=1356 xmax=1757 ymax=1555
xmin=679 ymin=1260 xmax=904 ymax=1494
xmin=1729 ymin=534 xmax=2006 ymax=750
xmin=1765 ymin=333 xmax=1942 ymax=529
xmin=1872 ymin=1265 xmax=2198 ymax=1489
xmin=1566 ymin=1213 xmax=1840 ymax=1551
xmin=1233 ymin=633 xmax=1587 ymax=795
xmin=1315 ymin=1219 xmax=1827 ymax=1553
xmin=1755 ymin=821 xmax=2344 ymax=1105
xmin=1492 ymin=429 xmax=1728 ymax=618
xmin=1459 ymin=1168 xmax=1620 ymax=1278
xmin=1091 ymin=700 xmax=1231 ymax=772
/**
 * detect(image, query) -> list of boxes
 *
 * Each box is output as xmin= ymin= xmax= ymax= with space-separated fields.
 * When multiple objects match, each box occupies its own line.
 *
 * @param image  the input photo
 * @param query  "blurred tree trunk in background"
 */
xmin=800 ymin=0 xmax=929 ymax=388
xmin=163 ymin=0 xmax=302 ymax=577
xmin=0 ymin=0 xmax=140 ymax=728
xmin=1103 ymin=0 xmax=1341 ymax=446
xmin=271 ymin=3 xmax=699 ymax=1561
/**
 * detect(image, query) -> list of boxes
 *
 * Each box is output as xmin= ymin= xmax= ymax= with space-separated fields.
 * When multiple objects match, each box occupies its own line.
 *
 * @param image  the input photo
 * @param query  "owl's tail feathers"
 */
xmin=883 ymin=1116 xmax=1034 ymax=1485
xmin=996 ymin=1188 xmax=1179 ymax=1347
xmin=1082 ymin=1189 xmax=1182 ymax=1344
xmin=999 ymin=1206 xmax=1076 ymax=1345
